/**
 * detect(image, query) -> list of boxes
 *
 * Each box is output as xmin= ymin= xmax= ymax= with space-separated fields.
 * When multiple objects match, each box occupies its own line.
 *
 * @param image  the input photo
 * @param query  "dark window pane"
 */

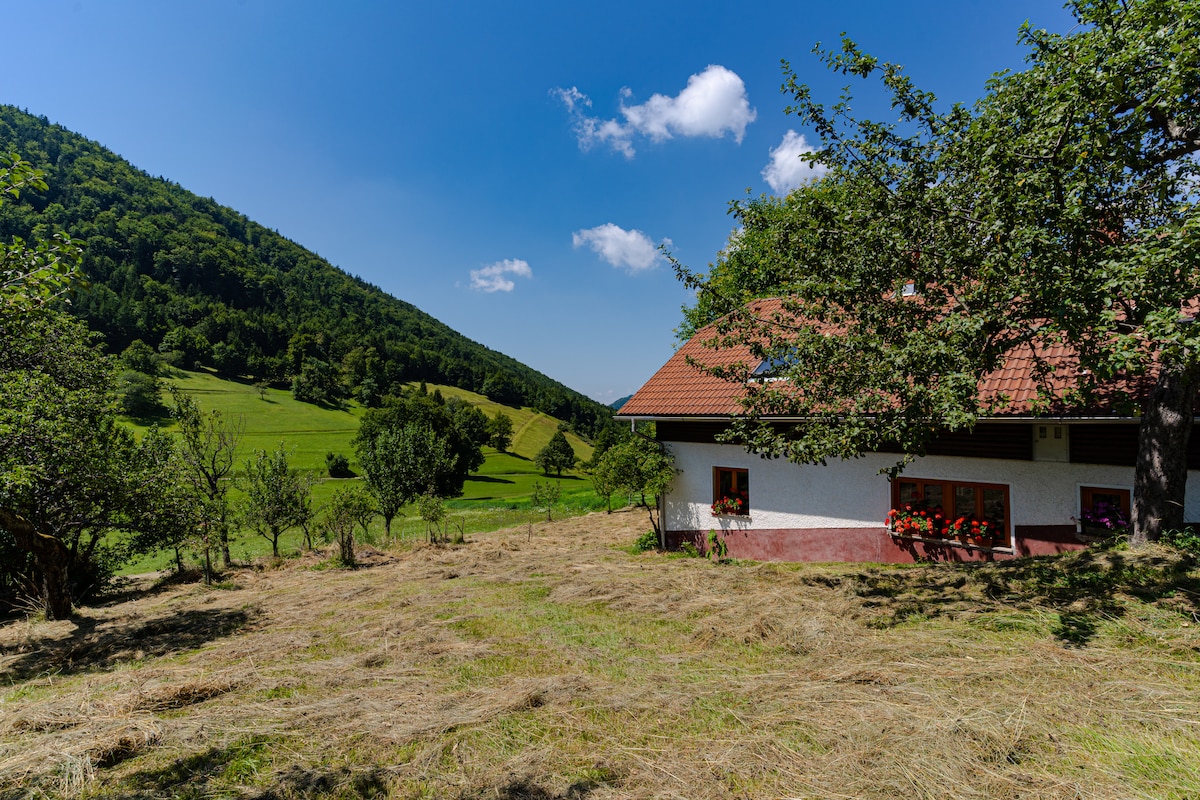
xmin=924 ymin=483 xmax=944 ymax=510
xmin=954 ymin=485 xmax=978 ymax=520
xmin=982 ymin=488 xmax=1006 ymax=525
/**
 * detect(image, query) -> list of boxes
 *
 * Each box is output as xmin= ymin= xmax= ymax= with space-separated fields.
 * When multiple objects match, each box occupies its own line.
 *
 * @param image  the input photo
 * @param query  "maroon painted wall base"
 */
xmin=667 ymin=524 xmax=1086 ymax=564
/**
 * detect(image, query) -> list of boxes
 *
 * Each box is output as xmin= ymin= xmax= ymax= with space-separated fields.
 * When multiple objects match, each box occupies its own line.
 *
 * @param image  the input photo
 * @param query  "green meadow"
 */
xmin=122 ymin=371 xmax=602 ymax=571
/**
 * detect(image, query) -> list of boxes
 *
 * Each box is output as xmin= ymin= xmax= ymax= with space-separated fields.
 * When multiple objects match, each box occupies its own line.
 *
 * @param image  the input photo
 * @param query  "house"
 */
xmin=616 ymin=299 xmax=1200 ymax=563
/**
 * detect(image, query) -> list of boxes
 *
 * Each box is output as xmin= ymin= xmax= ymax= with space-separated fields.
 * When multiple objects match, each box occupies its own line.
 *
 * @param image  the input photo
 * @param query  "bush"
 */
xmin=325 ymin=452 xmax=352 ymax=478
xmin=117 ymin=369 xmax=165 ymax=417
xmin=1161 ymin=528 xmax=1200 ymax=554
xmin=631 ymin=529 xmax=659 ymax=553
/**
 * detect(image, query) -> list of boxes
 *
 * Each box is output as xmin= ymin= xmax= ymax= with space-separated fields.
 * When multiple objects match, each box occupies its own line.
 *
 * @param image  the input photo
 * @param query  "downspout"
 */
xmin=658 ymin=492 xmax=665 ymax=550
xmin=630 ymin=423 xmax=669 ymax=550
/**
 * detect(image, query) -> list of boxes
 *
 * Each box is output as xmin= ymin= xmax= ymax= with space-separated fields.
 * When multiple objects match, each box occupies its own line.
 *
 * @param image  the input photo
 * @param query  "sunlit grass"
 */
xmin=119 ymin=371 xmax=605 ymax=573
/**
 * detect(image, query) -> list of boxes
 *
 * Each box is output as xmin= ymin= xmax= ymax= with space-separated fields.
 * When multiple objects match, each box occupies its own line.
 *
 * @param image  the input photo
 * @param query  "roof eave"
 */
xmin=614 ymin=412 xmax=1148 ymax=424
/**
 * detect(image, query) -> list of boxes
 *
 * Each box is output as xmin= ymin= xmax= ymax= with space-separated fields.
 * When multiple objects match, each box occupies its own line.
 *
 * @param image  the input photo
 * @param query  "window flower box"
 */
xmin=888 ymin=506 xmax=1002 ymax=549
xmin=711 ymin=496 xmax=746 ymax=516
xmin=887 ymin=505 xmax=948 ymax=538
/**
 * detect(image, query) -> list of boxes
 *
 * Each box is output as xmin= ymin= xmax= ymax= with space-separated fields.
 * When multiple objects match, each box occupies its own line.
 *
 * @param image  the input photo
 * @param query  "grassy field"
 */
xmin=4 ymin=513 xmax=1200 ymax=799
xmin=122 ymin=371 xmax=603 ymax=571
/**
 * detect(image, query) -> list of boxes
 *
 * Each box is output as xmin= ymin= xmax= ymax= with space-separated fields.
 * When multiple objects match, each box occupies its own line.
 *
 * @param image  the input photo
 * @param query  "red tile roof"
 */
xmin=619 ymin=298 xmax=1151 ymax=420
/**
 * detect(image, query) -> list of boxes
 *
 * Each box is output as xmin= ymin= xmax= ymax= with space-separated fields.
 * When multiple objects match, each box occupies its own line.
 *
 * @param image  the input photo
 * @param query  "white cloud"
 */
xmin=553 ymin=65 xmax=756 ymax=158
xmin=762 ymin=130 xmax=827 ymax=194
xmin=469 ymin=258 xmax=533 ymax=293
xmin=551 ymin=86 xmax=589 ymax=114
xmin=572 ymin=224 xmax=670 ymax=272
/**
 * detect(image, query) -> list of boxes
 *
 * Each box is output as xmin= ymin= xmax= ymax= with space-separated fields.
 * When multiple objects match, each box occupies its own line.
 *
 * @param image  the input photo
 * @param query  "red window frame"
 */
xmin=713 ymin=467 xmax=750 ymax=515
xmin=1079 ymin=485 xmax=1131 ymax=521
xmin=892 ymin=477 xmax=1010 ymax=545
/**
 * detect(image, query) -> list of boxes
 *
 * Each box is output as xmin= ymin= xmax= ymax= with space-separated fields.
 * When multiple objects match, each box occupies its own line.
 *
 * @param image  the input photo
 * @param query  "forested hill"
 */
xmin=0 ymin=106 xmax=612 ymax=436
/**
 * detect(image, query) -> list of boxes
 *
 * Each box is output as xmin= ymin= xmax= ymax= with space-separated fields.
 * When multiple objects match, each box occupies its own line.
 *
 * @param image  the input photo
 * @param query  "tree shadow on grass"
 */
xmin=116 ymin=736 xmax=284 ymax=799
xmin=249 ymin=765 xmax=391 ymax=799
xmin=122 ymin=405 xmax=174 ymax=426
xmin=122 ymin=761 xmax=598 ymax=800
xmin=459 ymin=776 xmax=601 ymax=800
xmin=850 ymin=546 xmax=1200 ymax=646
xmin=2 ymin=605 xmax=262 ymax=682
xmin=465 ymin=475 xmax=515 ymax=484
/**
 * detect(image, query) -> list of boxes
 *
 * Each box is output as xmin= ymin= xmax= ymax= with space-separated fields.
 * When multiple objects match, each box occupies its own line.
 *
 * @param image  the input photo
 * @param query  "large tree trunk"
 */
xmin=1132 ymin=361 xmax=1199 ymax=546
xmin=0 ymin=508 xmax=73 ymax=619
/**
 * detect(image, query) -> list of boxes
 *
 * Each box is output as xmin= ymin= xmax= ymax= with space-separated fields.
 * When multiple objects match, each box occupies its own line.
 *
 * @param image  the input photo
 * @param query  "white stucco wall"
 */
xmin=663 ymin=440 xmax=1200 ymax=535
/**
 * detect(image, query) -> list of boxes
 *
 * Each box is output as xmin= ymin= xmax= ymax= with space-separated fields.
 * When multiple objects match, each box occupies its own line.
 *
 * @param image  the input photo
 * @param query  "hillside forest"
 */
xmin=0 ymin=106 xmax=614 ymax=439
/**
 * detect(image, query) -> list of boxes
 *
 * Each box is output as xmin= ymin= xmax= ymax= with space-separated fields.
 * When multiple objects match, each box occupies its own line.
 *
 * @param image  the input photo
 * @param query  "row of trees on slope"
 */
xmin=0 ymin=106 xmax=616 ymax=440
xmin=675 ymin=0 xmax=1200 ymax=543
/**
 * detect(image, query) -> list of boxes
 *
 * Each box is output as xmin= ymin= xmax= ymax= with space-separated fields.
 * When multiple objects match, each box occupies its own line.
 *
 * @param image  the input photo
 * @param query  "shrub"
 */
xmin=631 ymin=529 xmax=659 ymax=553
xmin=707 ymin=530 xmax=728 ymax=560
xmin=1161 ymin=528 xmax=1200 ymax=555
xmin=325 ymin=452 xmax=352 ymax=478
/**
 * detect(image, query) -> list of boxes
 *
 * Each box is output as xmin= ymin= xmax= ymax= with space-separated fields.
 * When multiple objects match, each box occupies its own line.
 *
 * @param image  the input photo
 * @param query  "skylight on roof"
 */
xmin=753 ymin=354 xmax=795 ymax=378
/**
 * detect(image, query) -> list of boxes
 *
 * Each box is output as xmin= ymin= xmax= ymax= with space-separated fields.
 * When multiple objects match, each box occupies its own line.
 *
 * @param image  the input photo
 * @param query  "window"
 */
xmin=1079 ymin=485 xmax=1130 ymax=532
xmin=893 ymin=477 xmax=1010 ymax=545
xmin=712 ymin=467 xmax=749 ymax=516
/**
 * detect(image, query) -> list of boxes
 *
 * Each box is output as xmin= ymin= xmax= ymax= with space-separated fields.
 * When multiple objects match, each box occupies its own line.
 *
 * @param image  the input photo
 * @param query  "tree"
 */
xmin=325 ymin=451 xmax=352 ymax=478
xmin=591 ymin=435 xmax=676 ymax=536
xmin=676 ymin=0 xmax=1200 ymax=544
xmin=170 ymin=387 xmax=243 ymax=571
xmin=1 ymin=155 xmax=186 ymax=619
xmin=418 ymin=492 xmax=447 ymax=543
xmin=487 ymin=411 xmax=514 ymax=452
xmin=158 ymin=325 xmax=212 ymax=369
xmin=445 ymin=397 xmax=490 ymax=472
xmin=482 ymin=371 xmax=522 ymax=405
xmin=535 ymin=431 xmax=576 ymax=476
xmin=240 ymin=443 xmax=313 ymax=558
xmin=291 ymin=356 xmax=342 ymax=406
xmin=322 ymin=486 xmax=375 ymax=567
xmin=587 ymin=425 xmax=620 ymax=467
xmin=590 ymin=454 xmax=620 ymax=513
xmin=530 ymin=480 xmax=561 ymax=522
xmin=120 ymin=339 xmax=163 ymax=376
xmin=355 ymin=422 xmax=457 ymax=537
xmin=0 ymin=153 xmax=80 ymax=310
xmin=0 ymin=308 xmax=186 ymax=618
xmin=353 ymin=389 xmax=483 ymax=532
xmin=117 ymin=368 xmax=165 ymax=417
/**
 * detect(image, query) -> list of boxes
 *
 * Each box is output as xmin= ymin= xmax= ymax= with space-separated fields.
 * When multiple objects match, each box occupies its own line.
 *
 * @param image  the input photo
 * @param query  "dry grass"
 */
xmin=2 ymin=510 xmax=1199 ymax=799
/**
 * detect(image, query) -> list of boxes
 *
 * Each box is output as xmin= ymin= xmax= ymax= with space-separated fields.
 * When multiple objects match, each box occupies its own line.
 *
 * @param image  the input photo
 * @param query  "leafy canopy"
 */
xmin=241 ymin=443 xmax=313 ymax=558
xmin=677 ymin=0 xmax=1200 ymax=473
xmin=353 ymin=388 xmax=482 ymax=534
xmin=591 ymin=434 xmax=676 ymax=533
xmin=535 ymin=431 xmax=577 ymax=476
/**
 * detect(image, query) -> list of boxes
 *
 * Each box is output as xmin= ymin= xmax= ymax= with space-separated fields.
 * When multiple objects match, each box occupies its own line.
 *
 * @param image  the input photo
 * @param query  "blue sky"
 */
xmin=4 ymin=1 xmax=1077 ymax=403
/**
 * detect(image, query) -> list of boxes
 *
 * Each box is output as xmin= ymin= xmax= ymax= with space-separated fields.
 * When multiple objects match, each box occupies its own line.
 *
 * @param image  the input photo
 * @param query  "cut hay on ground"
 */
xmin=2 ymin=509 xmax=1199 ymax=799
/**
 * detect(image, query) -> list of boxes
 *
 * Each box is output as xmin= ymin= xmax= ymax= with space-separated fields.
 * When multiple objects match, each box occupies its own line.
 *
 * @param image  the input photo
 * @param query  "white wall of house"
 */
xmin=663 ymin=440 xmax=1200 ymax=534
